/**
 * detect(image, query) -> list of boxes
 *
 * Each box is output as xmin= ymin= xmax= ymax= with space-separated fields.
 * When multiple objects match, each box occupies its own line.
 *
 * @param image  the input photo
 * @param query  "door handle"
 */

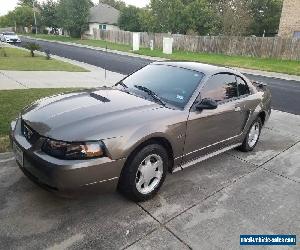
xmin=235 ymin=107 xmax=241 ymax=112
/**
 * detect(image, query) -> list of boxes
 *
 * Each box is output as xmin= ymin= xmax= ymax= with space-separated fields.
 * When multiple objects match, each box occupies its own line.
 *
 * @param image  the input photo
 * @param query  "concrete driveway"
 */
xmin=0 ymin=110 xmax=299 ymax=250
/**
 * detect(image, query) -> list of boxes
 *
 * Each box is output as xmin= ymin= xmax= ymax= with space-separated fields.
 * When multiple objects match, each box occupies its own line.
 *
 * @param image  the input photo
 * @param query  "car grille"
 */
xmin=21 ymin=120 xmax=40 ymax=145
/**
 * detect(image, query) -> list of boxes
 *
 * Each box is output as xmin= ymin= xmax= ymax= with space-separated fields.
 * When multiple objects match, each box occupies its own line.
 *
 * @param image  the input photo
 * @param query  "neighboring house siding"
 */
xmin=88 ymin=3 xmax=120 ymax=35
xmin=278 ymin=0 xmax=300 ymax=38
xmin=89 ymin=23 xmax=119 ymax=34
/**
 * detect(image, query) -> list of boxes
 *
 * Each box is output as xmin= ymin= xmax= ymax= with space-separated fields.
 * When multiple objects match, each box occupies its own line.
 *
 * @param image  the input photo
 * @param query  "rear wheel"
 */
xmin=239 ymin=117 xmax=262 ymax=152
xmin=118 ymin=144 xmax=168 ymax=202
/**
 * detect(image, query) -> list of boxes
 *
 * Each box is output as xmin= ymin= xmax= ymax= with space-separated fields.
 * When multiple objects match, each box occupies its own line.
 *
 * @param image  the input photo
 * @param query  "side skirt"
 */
xmin=172 ymin=143 xmax=242 ymax=173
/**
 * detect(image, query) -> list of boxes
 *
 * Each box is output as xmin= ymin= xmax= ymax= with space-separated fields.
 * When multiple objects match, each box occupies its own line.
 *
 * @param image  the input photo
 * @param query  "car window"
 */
xmin=4 ymin=32 xmax=15 ymax=35
xmin=236 ymin=76 xmax=250 ymax=96
xmin=122 ymin=64 xmax=204 ymax=109
xmin=201 ymin=74 xmax=238 ymax=103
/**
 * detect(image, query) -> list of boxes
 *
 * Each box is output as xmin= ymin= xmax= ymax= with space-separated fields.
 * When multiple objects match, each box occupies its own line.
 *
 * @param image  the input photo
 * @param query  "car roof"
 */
xmin=152 ymin=61 xmax=239 ymax=76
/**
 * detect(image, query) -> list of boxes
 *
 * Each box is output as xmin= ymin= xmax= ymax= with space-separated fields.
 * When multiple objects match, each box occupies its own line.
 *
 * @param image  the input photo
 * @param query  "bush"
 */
xmin=45 ymin=49 xmax=51 ymax=60
xmin=24 ymin=42 xmax=41 ymax=57
xmin=43 ymin=29 xmax=49 ymax=34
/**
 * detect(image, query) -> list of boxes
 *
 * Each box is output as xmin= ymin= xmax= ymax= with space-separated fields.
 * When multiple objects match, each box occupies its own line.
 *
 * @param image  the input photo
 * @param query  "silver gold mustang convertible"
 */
xmin=10 ymin=62 xmax=271 ymax=201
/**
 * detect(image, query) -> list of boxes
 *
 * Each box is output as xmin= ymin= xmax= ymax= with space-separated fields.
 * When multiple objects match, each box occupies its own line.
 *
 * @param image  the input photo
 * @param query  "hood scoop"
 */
xmin=90 ymin=92 xmax=110 ymax=103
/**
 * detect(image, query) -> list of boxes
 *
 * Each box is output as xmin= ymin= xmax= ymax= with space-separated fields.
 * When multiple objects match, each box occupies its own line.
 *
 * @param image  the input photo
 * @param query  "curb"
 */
xmin=20 ymin=36 xmax=300 ymax=82
xmin=233 ymin=67 xmax=300 ymax=82
xmin=0 ymin=152 xmax=14 ymax=161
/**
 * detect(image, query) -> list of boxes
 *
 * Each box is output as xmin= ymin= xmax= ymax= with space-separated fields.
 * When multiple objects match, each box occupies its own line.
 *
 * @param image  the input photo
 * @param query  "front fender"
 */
xmin=103 ymin=118 xmax=187 ymax=161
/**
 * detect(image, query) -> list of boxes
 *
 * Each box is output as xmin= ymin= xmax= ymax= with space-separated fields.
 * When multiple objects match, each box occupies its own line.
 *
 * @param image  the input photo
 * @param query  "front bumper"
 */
xmin=10 ymin=119 xmax=125 ymax=193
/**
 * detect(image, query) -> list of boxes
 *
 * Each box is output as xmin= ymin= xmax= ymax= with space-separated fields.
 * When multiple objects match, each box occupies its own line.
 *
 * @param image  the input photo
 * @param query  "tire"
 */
xmin=118 ymin=144 xmax=169 ymax=202
xmin=239 ymin=117 xmax=262 ymax=152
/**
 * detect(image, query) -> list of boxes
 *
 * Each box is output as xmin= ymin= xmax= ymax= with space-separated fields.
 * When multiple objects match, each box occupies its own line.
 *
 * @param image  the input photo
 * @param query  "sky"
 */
xmin=0 ymin=0 xmax=150 ymax=16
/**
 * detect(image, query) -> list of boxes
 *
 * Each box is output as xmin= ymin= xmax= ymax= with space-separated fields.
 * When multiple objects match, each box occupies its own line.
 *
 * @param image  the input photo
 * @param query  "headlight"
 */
xmin=42 ymin=139 xmax=105 ymax=160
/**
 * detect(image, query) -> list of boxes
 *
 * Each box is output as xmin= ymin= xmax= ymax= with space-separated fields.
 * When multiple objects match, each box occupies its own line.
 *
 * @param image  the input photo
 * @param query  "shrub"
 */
xmin=45 ymin=49 xmax=51 ymax=60
xmin=24 ymin=42 xmax=40 ymax=57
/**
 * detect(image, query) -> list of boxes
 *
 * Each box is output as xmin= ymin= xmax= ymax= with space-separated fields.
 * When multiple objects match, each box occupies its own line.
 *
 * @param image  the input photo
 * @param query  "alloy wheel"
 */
xmin=248 ymin=121 xmax=260 ymax=148
xmin=135 ymin=154 xmax=163 ymax=195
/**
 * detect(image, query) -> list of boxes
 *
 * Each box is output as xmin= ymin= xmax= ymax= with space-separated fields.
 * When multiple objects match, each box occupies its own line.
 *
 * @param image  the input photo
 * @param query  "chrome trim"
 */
xmin=82 ymin=177 xmax=119 ymax=187
xmin=180 ymin=143 xmax=242 ymax=170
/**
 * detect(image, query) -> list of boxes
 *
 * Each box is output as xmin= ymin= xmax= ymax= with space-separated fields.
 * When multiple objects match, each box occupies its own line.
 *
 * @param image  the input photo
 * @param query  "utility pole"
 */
xmin=33 ymin=0 xmax=38 ymax=34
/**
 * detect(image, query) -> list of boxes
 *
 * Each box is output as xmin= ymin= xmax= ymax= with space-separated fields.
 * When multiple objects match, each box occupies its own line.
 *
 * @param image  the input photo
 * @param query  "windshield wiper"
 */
xmin=115 ymin=81 xmax=128 ymax=88
xmin=134 ymin=85 xmax=166 ymax=107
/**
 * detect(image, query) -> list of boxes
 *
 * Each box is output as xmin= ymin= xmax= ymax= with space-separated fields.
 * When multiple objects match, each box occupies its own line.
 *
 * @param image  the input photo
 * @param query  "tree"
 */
xmin=184 ymin=0 xmax=219 ymax=35
xmin=18 ymin=0 xmax=40 ymax=8
xmin=149 ymin=0 xmax=186 ymax=33
xmin=210 ymin=0 xmax=252 ymax=36
xmin=57 ymin=0 xmax=92 ymax=38
xmin=24 ymin=42 xmax=40 ymax=57
xmin=138 ymin=8 xmax=155 ymax=32
xmin=0 ymin=15 xmax=14 ymax=28
xmin=118 ymin=6 xmax=142 ymax=32
xmin=248 ymin=0 xmax=283 ymax=36
xmin=9 ymin=6 xmax=35 ymax=28
xmin=145 ymin=0 xmax=220 ymax=34
xmin=40 ymin=0 xmax=59 ymax=29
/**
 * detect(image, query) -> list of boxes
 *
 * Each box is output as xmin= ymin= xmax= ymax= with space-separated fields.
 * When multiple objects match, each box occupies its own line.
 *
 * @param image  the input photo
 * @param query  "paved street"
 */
xmin=18 ymin=37 xmax=300 ymax=115
xmin=18 ymin=37 xmax=151 ymax=75
xmin=0 ymin=110 xmax=299 ymax=250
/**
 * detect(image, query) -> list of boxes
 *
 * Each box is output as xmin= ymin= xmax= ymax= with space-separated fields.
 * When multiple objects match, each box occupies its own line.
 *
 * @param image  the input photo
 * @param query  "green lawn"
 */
xmin=23 ymin=34 xmax=300 ymax=76
xmin=76 ymin=39 xmax=131 ymax=52
xmin=0 ymin=47 xmax=88 ymax=72
xmin=0 ymin=88 xmax=77 ymax=152
xmin=24 ymin=33 xmax=131 ymax=52
xmin=136 ymin=49 xmax=300 ymax=76
xmin=24 ymin=33 xmax=78 ymax=42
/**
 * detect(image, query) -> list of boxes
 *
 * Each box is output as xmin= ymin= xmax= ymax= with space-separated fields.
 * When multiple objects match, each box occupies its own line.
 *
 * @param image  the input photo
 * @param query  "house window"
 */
xmin=99 ymin=24 xmax=107 ymax=30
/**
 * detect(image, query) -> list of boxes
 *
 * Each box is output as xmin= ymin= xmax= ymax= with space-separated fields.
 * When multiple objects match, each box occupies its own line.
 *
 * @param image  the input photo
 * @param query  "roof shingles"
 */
xmin=89 ymin=3 xmax=120 ymax=25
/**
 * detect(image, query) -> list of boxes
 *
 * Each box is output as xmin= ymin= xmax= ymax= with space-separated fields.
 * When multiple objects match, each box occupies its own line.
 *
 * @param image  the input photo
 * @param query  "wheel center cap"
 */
xmin=142 ymin=164 xmax=156 ymax=181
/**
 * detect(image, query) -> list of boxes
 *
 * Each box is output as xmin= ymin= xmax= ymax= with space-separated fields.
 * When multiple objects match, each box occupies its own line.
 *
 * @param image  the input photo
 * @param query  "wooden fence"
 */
xmin=89 ymin=29 xmax=300 ymax=61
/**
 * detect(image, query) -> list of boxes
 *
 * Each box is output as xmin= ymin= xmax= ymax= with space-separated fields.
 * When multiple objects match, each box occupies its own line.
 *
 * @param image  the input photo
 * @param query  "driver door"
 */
xmin=183 ymin=73 xmax=245 ymax=164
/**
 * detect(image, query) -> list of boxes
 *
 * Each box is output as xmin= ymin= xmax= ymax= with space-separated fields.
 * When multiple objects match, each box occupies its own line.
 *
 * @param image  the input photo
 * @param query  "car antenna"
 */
xmin=105 ymin=43 xmax=107 ymax=81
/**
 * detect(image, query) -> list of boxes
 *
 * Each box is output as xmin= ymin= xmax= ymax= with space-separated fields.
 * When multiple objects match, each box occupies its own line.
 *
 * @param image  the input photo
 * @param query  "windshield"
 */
xmin=4 ymin=32 xmax=16 ymax=35
xmin=121 ymin=64 xmax=204 ymax=109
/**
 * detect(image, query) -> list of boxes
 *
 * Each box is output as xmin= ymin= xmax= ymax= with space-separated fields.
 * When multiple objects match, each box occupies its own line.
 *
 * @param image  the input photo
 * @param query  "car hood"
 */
xmin=4 ymin=35 xmax=19 ymax=39
xmin=22 ymin=88 xmax=163 ymax=141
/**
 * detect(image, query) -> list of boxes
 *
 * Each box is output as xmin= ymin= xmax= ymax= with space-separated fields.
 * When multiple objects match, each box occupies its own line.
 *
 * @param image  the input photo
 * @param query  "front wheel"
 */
xmin=239 ymin=117 xmax=262 ymax=152
xmin=118 ymin=144 xmax=168 ymax=202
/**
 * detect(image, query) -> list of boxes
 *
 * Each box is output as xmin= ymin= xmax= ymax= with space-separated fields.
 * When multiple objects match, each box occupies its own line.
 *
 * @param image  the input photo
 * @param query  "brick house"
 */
xmin=278 ymin=0 xmax=300 ymax=38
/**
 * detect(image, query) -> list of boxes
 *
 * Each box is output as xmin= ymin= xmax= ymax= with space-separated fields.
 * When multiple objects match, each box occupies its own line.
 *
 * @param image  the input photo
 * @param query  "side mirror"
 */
xmin=195 ymin=98 xmax=218 ymax=111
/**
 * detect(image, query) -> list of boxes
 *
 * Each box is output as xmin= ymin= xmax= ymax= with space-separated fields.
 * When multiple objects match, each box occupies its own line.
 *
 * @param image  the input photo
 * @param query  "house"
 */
xmin=88 ymin=3 xmax=120 ymax=35
xmin=278 ymin=0 xmax=300 ymax=38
